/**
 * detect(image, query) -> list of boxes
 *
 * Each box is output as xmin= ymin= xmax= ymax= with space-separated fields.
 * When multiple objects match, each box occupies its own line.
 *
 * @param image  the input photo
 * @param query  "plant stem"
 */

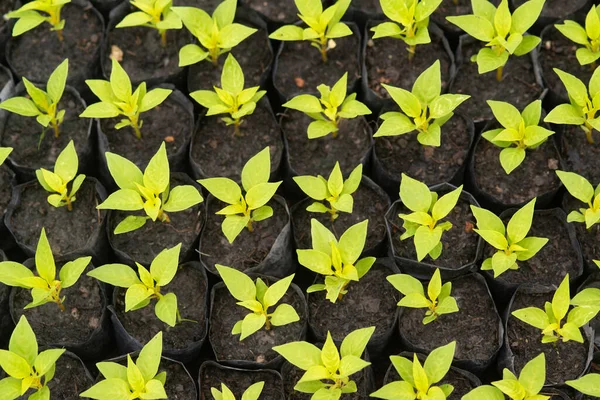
xmin=233 ymin=120 xmax=242 ymax=137
xmin=130 ymin=116 xmax=142 ymax=139
xmin=496 ymin=66 xmax=503 ymax=82
xmin=51 ymin=119 xmax=60 ymax=138
xmin=160 ymin=30 xmax=167 ymax=47
xmin=408 ymin=45 xmax=416 ymax=62
xmin=586 ymin=129 xmax=595 ymax=144
xmin=66 ymin=197 xmax=73 ymax=211
xmin=247 ymin=219 xmax=254 ymax=232
xmin=265 ymin=316 xmax=271 ymax=330
xmin=210 ymin=48 xmax=219 ymax=66
xmin=320 ymin=37 xmax=328 ymax=63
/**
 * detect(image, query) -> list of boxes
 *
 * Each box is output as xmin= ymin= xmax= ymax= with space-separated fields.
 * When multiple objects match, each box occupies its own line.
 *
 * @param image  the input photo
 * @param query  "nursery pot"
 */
xmin=0 ymin=250 xmax=12 ymax=348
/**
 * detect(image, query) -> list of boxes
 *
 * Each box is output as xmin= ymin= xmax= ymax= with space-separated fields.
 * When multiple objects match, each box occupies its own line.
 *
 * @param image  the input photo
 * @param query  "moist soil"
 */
xmin=241 ymin=0 xmax=301 ymax=23
xmin=399 ymin=274 xmax=501 ymax=363
xmin=0 ymin=165 xmax=12 ymax=217
xmin=209 ymin=283 xmax=306 ymax=364
xmin=432 ymin=0 xmax=472 ymax=36
xmin=0 ymin=67 xmax=11 ymax=91
xmin=114 ymin=263 xmax=207 ymax=349
xmin=559 ymin=126 xmax=600 ymax=184
xmin=0 ymin=1 xmax=14 ymax=34
xmin=8 ymin=180 xmax=103 ymax=256
xmin=201 ymin=198 xmax=287 ymax=273
xmin=385 ymin=363 xmax=477 ymax=399
xmin=513 ymin=0 xmax=588 ymax=21
xmin=200 ymin=364 xmax=283 ymax=400
xmin=374 ymin=114 xmax=471 ymax=186
xmin=180 ymin=0 xmax=222 ymax=10
xmin=563 ymin=195 xmax=600 ymax=268
xmin=283 ymin=111 xmax=372 ymax=176
xmin=351 ymin=0 xmax=383 ymax=14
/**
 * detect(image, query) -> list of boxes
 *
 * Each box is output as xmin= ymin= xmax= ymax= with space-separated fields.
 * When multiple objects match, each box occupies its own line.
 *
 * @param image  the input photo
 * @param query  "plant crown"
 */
xmin=7 ymin=0 xmax=70 ymax=38
xmin=556 ymin=170 xmax=600 ymax=228
xmin=566 ymin=373 xmax=600 ymax=397
xmin=0 ymin=147 xmax=12 ymax=165
xmin=211 ymin=382 xmax=265 ymax=400
xmin=116 ymin=0 xmax=182 ymax=46
xmin=555 ymin=6 xmax=600 ymax=66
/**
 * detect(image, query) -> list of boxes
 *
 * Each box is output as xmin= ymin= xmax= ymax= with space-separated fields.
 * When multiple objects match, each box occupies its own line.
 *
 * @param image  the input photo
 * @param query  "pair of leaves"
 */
xmin=7 ymin=0 xmax=70 ymax=36
xmin=555 ymin=6 xmax=600 ymax=66
xmin=212 ymin=382 xmax=265 ymax=400
xmin=116 ymin=0 xmax=182 ymax=32
xmin=556 ymin=170 xmax=600 ymax=228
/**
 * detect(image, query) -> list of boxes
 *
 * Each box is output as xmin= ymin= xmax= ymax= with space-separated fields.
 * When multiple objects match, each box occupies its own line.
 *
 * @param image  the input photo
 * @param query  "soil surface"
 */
xmin=0 ymin=67 xmax=11 ymax=91
xmin=179 ymin=0 xmax=221 ymax=10
xmin=0 ymin=165 xmax=13 ymax=216
xmin=0 ymin=0 xmax=14 ymax=34
xmin=513 ymin=0 xmax=588 ymax=21
xmin=351 ymin=0 xmax=383 ymax=14
xmin=563 ymin=195 xmax=600 ymax=268
xmin=200 ymin=364 xmax=283 ymax=400
xmin=432 ymin=0 xmax=472 ymax=36
xmin=559 ymin=126 xmax=600 ymax=184
xmin=241 ymin=0 xmax=301 ymax=22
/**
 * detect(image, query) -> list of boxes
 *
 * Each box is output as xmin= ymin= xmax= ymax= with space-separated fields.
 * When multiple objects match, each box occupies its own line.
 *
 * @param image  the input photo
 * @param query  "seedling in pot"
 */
xmin=269 ymin=0 xmax=353 ymax=63
xmin=567 ymin=372 xmax=600 ymax=397
xmin=293 ymin=162 xmax=362 ymax=221
xmin=273 ymin=327 xmax=375 ymax=399
xmin=116 ymin=0 xmax=182 ymax=47
xmin=0 ymin=59 xmax=68 ymax=142
xmin=216 ymin=265 xmax=300 ymax=340
xmin=0 ymin=147 xmax=12 ymax=165
xmin=556 ymin=170 xmax=600 ymax=228
xmin=198 ymin=147 xmax=281 ymax=244
xmin=172 ymin=0 xmax=257 ymax=67
xmin=387 ymin=269 xmax=459 ymax=324
xmin=370 ymin=341 xmax=456 ymax=400
xmin=81 ymin=331 xmax=167 ymax=399
xmin=190 ymin=54 xmax=266 ymax=136
xmin=471 ymin=198 xmax=548 ymax=278
xmin=283 ymin=73 xmax=371 ymax=139
xmin=6 ymin=0 xmax=70 ymax=40
xmin=0 ymin=315 xmax=65 ymax=400
xmin=297 ymin=219 xmax=376 ymax=303
xmin=482 ymin=100 xmax=554 ymax=174
xmin=80 ymin=59 xmax=172 ymax=140
xmin=373 ymin=60 xmax=469 ymax=147
xmin=0 ymin=228 xmax=91 ymax=312
xmin=555 ymin=6 xmax=600 ymax=67
xmin=212 ymin=382 xmax=265 ymax=400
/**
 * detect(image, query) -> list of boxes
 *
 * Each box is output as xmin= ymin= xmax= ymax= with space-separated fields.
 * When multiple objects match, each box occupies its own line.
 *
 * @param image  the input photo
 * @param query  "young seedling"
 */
xmin=0 ymin=59 xmax=68 ymax=141
xmin=198 ymin=147 xmax=281 ymax=243
xmin=283 ymin=73 xmax=371 ymax=139
xmin=293 ymin=163 xmax=362 ymax=221
xmin=81 ymin=332 xmax=167 ymax=400
xmin=297 ymin=219 xmax=376 ymax=303
xmin=273 ymin=327 xmax=375 ymax=399
xmin=190 ymin=54 xmax=266 ymax=136
xmin=387 ymin=269 xmax=459 ymax=324
xmin=396 ymin=174 xmax=463 ymax=261
xmin=269 ymin=0 xmax=353 ymax=63
xmin=471 ymin=198 xmax=548 ymax=278
xmin=7 ymin=0 xmax=70 ymax=40
xmin=567 ymin=373 xmax=600 ymax=397
xmin=116 ymin=0 xmax=182 ymax=47
xmin=463 ymin=353 xmax=548 ymax=400
xmin=88 ymin=244 xmax=189 ymax=327
xmin=211 ymin=382 xmax=265 ymax=400
xmin=373 ymin=60 xmax=470 ymax=146
xmin=482 ymin=100 xmax=554 ymax=174
xmin=556 ymin=170 xmax=600 ymax=228
xmin=555 ymin=6 xmax=600 ymax=67
xmin=0 ymin=315 xmax=65 ymax=400
xmin=80 ymin=59 xmax=172 ymax=140
xmin=97 ymin=142 xmax=203 ymax=234
xmin=172 ymin=0 xmax=257 ymax=66
xmin=370 ymin=342 xmax=456 ymax=400
xmin=216 ymin=265 xmax=300 ymax=340
xmin=0 ymin=147 xmax=12 ymax=165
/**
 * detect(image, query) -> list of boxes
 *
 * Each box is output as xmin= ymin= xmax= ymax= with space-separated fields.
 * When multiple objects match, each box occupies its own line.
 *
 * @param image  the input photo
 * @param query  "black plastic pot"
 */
xmin=0 ymin=163 xmax=16 ymax=252
xmin=0 ymin=250 xmax=13 ymax=347
xmin=89 ymin=0 xmax=122 ymax=21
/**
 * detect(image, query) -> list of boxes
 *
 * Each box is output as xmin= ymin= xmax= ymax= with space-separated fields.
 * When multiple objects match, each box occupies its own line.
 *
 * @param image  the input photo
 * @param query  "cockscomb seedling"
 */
xmin=172 ymin=0 xmax=256 ymax=67
xmin=371 ymin=342 xmax=456 ymax=400
xmin=482 ymin=100 xmax=554 ymax=174
xmin=0 ymin=315 xmax=65 ymax=400
xmin=273 ymin=327 xmax=375 ymax=399
xmin=0 ymin=59 xmax=68 ymax=141
xmin=283 ymin=73 xmax=371 ymax=139
xmin=446 ymin=0 xmax=545 ymax=79
xmin=557 ymin=171 xmax=600 ymax=228
xmin=397 ymin=174 xmax=463 ymax=262
xmin=190 ymin=54 xmax=266 ymax=136
xmin=387 ymin=269 xmax=459 ymax=324
xmin=80 ymin=59 xmax=172 ymax=140
xmin=198 ymin=147 xmax=281 ymax=244
xmin=567 ymin=373 xmax=600 ymax=397
xmin=0 ymin=228 xmax=91 ymax=312
xmin=373 ymin=60 xmax=470 ymax=146
xmin=471 ymin=198 xmax=548 ymax=278
xmin=269 ymin=0 xmax=352 ymax=63
xmin=297 ymin=219 xmax=376 ymax=303
xmin=555 ymin=6 xmax=600 ymax=67
xmin=212 ymin=382 xmax=265 ymax=400
xmin=0 ymin=147 xmax=12 ymax=165
xmin=97 ymin=143 xmax=203 ymax=234
xmin=116 ymin=0 xmax=182 ymax=47
xmin=293 ymin=163 xmax=362 ymax=221
xmin=81 ymin=332 xmax=167 ymax=400
xmin=216 ymin=265 xmax=300 ymax=340
xmin=7 ymin=0 xmax=70 ymax=39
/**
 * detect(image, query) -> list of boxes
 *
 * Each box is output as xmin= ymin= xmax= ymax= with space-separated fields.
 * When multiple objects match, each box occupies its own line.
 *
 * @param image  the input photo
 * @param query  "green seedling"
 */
xmin=211 ymin=382 xmax=265 ymax=400
xmin=190 ymin=54 xmax=266 ymax=136
xmin=397 ymin=174 xmax=463 ymax=262
xmin=7 ymin=0 xmax=70 ymax=39
xmin=216 ymin=265 xmax=300 ymax=340
xmin=81 ymin=332 xmax=167 ymax=400
xmin=447 ymin=0 xmax=545 ymax=79
xmin=273 ymin=327 xmax=375 ymax=399
xmin=373 ymin=60 xmax=469 ymax=146
xmin=482 ymin=100 xmax=554 ymax=174
xmin=172 ymin=0 xmax=256 ymax=66
xmin=0 ymin=147 xmax=12 ymax=165
xmin=567 ymin=373 xmax=600 ymax=397
xmin=297 ymin=219 xmax=376 ymax=303
xmin=0 ymin=228 xmax=91 ymax=312
xmin=387 ymin=269 xmax=459 ymax=324
xmin=97 ymin=142 xmax=203 ymax=234
xmin=555 ymin=6 xmax=600 ymax=67
xmin=557 ymin=170 xmax=600 ymax=228
xmin=270 ymin=0 xmax=352 ymax=62
xmin=0 ymin=59 xmax=68 ymax=141
xmin=0 ymin=315 xmax=65 ymax=400
xmin=293 ymin=163 xmax=362 ymax=221
xmin=471 ymin=198 xmax=548 ymax=278
xmin=80 ymin=59 xmax=172 ymax=140
xmin=283 ymin=73 xmax=371 ymax=139
xmin=116 ymin=0 xmax=182 ymax=47
xmin=371 ymin=342 xmax=456 ymax=400
xmin=198 ymin=147 xmax=281 ymax=243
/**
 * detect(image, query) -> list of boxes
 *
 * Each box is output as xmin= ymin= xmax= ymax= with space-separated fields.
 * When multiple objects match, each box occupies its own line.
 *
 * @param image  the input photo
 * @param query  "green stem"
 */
xmin=496 ymin=66 xmax=503 ymax=82
xmin=160 ymin=30 xmax=167 ymax=47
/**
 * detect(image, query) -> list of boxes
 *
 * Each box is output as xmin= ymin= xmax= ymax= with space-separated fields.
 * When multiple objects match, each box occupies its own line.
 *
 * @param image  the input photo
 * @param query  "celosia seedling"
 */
xmin=116 ymin=0 xmax=182 ymax=46
xmin=556 ymin=170 xmax=600 ymax=228
xmin=7 ymin=0 xmax=70 ymax=39
xmin=555 ymin=6 xmax=600 ymax=66
xmin=212 ymin=382 xmax=265 ymax=400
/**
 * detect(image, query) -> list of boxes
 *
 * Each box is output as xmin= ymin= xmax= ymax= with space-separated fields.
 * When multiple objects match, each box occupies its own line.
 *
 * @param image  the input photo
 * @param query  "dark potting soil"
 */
xmin=559 ymin=126 xmax=600 ymax=184
xmin=374 ymin=114 xmax=471 ymax=185
xmin=8 ymin=180 xmax=103 ymax=256
xmin=114 ymin=263 xmax=207 ymax=349
xmin=385 ymin=364 xmax=476 ymax=400
xmin=200 ymin=364 xmax=283 ymax=400
xmin=0 ymin=166 xmax=12 ymax=216
xmin=241 ymin=0 xmax=300 ymax=22
xmin=210 ymin=283 xmax=306 ymax=364
xmin=351 ymin=0 xmax=383 ymax=14
xmin=399 ymin=274 xmax=501 ymax=363
xmin=283 ymin=111 xmax=372 ymax=176
xmin=389 ymin=198 xmax=479 ymax=268
xmin=564 ymin=195 xmax=600 ymax=268
xmin=0 ymin=1 xmax=14 ymax=33
xmin=177 ymin=0 xmax=221 ymax=10
xmin=1 ymin=90 xmax=89 ymax=171
xmin=513 ymin=0 xmax=588 ymax=21
xmin=0 ymin=67 xmax=11 ymax=91
xmin=432 ymin=0 xmax=472 ymax=35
